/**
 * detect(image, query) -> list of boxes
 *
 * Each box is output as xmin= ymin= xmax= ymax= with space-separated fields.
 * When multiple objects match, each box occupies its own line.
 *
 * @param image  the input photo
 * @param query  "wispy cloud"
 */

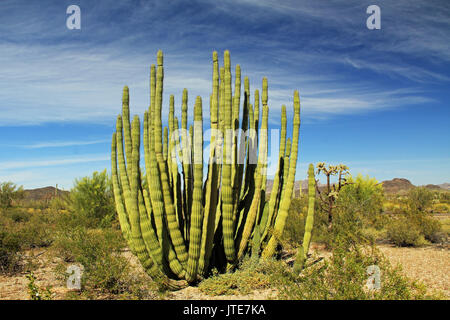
xmin=0 ymin=154 xmax=109 ymax=170
xmin=23 ymin=139 xmax=108 ymax=149
xmin=0 ymin=0 xmax=447 ymax=126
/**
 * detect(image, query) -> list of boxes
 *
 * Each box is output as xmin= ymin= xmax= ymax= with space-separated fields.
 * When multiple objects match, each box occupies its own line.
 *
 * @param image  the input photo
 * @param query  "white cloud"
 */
xmin=23 ymin=139 xmax=109 ymax=149
xmin=0 ymin=154 xmax=109 ymax=170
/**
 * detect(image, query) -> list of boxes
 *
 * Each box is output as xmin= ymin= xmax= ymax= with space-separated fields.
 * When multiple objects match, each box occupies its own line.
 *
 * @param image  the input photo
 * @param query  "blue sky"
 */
xmin=0 ymin=0 xmax=449 ymax=189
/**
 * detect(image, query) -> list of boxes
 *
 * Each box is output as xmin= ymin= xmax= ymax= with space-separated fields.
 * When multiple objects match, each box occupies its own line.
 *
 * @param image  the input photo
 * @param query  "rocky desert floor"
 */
xmin=1 ymin=243 xmax=448 ymax=300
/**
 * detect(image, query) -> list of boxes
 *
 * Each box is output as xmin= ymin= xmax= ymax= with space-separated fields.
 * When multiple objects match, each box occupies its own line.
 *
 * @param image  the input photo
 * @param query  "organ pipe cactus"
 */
xmin=111 ymin=50 xmax=304 ymax=287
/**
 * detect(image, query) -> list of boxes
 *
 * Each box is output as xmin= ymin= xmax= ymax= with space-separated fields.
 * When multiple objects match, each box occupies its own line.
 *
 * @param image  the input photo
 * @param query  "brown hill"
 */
xmin=439 ymin=183 xmax=450 ymax=190
xmin=381 ymin=178 xmax=415 ymax=194
xmin=23 ymin=186 xmax=69 ymax=202
xmin=423 ymin=184 xmax=443 ymax=190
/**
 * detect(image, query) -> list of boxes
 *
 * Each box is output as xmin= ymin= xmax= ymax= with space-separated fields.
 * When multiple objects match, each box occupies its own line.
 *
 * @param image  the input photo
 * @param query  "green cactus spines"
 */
xmin=293 ymin=164 xmax=316 ymax=273
xmin=181 ymin=88 xmax=191 ymax=240
xmin=262 ymin=90 xmax=301 ymax=258
xmin=254 ymin=89 xmax=260 ymax=132
xmin=129 ymin=116 xmax=159 ymax=275
xmin=186 ymin=96 xmax=204 ymax=282
xmin=236 ymin=103 xmax=268 ymax=260
xmin=163 ymin=126 xmax=168 ymax=162
xmin=221 ymin=50 xmax=237 ymax=264
xmin=198 ymin=52 xmax=220 ymax=275
xmin=112 ymin=50 xmax=306 ymax=286
xmin=111 ymin=132 xmax=131 ymax=244
xmin=121 ymin=86 xmax=133 ymax=180
xmin=171 ymin=117 xmax=184 ymax=231
xmin=303 ymin=164 xmax=316 ymax=255
xmin=155 ymin=52 xmax=188 ymax=267
xmin=260 ymin=105 xmax=287 ymax=242
xmin=281 ymin=138 xmax=291 ymax=198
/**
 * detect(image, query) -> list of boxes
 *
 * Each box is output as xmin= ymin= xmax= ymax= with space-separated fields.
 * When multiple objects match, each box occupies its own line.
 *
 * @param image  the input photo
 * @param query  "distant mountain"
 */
xmin=23 ymin=186 xmax=69 ymax=202
xmin=439 ymin=183 xmax=450 ymax=190
xmin=266 ymin=179 xmax=325 ymax=197
xmin=381 ymin=178 xmax=415 ymax=194
xmin=423 ymin=184 xmax=442 ymax=190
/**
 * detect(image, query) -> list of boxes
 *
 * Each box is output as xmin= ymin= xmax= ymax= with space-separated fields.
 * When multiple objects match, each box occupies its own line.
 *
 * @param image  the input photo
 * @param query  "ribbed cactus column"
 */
xmin=260 ymin=105 xmax=287 ymax=243
xmin=198 ymin=51 xmax=220 ymax=275
xmin=262 ymin=90 xmax=301 ymax=258
xmin=186 ymin=96 xmax=204 ymax=282
xmin=154 ymin=51 xmax=188 ymax=267
xmin=222 ymin=50 xmax=236 ymax=264
xmin=294 ymin=163 xmax=316 ymax=273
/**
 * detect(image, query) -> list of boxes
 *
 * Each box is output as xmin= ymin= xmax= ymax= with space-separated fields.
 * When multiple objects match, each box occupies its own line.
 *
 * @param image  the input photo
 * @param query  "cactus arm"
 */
xmin=199 ymin=51 xmax=220 ymax=275
xmin=303 ymin=164 xmax=316 ymax=256
xmin=121 ymin=86 xmax=133 ymax=181
xmin=154 ymin=51 xmax=189 ymax=266
xmin=261 ymin=105 xmax=287 ymax=241
xmin=111 ymin=131 xmax=132 ymax=244
xmin=221 ymin=50 xmax=237 ymax=264
xmin=293 ymin=163 xmax=315 ymax=273
xmin=186 ymin=96 xmax=204 ymax=282
xmin=262 ymin=90 xmax=301 ymax=258
xmin=236 ymin=100 xmax=268 ymax=260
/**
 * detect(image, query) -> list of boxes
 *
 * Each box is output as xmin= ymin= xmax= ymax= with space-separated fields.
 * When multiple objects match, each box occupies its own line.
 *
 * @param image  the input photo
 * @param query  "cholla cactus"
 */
xmin=111 ymin=50 xmax=302 ymax=287
xmin=315 ymin=162 xmax=350 ymax=229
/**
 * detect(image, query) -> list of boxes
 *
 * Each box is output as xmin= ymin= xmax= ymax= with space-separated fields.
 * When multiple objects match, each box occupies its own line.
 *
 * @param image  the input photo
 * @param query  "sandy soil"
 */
xmin=378 ymin=244 xmax=449 ymax=297
xmin=1 ymin=244 xmax=448 ymax=300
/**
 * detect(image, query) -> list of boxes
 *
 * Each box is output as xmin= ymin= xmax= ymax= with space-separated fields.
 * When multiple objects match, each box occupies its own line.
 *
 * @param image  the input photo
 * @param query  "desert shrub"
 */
xmin=290 ymin=174 xmax=388 ymax=249
xmin=433 ymin=203 xmax=449 ymax=213
xmin=387 ymin=209 xmax=442 ymax=246
xmin=313 ymin=200 xmax=380 ymax=250
xmin=411 ymin=213 xmax=443 ymax=243
xmin=338 ymin=174 xmax=386 ymax=228
xmin=65 ymin=170 xmax=116 ymax=228
xmin=20 ymin=213 xmax=55 ymax=248
xmin=198 ymin=257 xmax=273 ymax=296
xmin=0 ymin=182 xmax=24 ymax=209
xmin=386 ymin=215 xmax=425 ymax=247
xmin=52 ymin=226 xmax=153 ymax=298
xmin=0 ymin=210 xmax=56 ymax=274
xmin=282 ymin=197 xmax=308 ymax=245
xmin=3 ymin=208 xmax=32 ymax=222
xmin=49 ymin=196 xmax=68 ymax=211
xmin=0 ymin=228 xmax=22 ymax=274
xmin=275 ymin=243 xmax=433 ymax=300
xmin=405 ymin=187 xmax=433 ymax=212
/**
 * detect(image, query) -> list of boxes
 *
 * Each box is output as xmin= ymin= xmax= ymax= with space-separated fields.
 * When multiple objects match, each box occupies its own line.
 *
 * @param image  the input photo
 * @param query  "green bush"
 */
xmin=387 ymin=210 xmax=442 ymax=246
xmin=3 ymin=208 xmax=32 ymax=223
xmin=53 ymin=226 xmax=156 ymax=298
xmin=198 ymin=257 xmax=272 ymax=296
xmin=406 ymin=187 xmax=434 ymax=212
xmin=0 ymin=228 xmax=22 ymax=274
xmin=387 ymin=215 xmax=426 ymax=247
xmin=65 ymin=170 xmax=116 ymax=228
xmin=285 ymin=174 xmax=389 ymax=250
xmin=338 ymin=174 xmax=386 ymax=228
xmin=283 ymin=197 xmax=308 ymax=246
xmin=275 ymin=244 xmax=433 ymax=300
xmin=0 ymin=182 xmax=24 ymax=209
xmin=0 ymin=210 xmax=57 ymax=274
